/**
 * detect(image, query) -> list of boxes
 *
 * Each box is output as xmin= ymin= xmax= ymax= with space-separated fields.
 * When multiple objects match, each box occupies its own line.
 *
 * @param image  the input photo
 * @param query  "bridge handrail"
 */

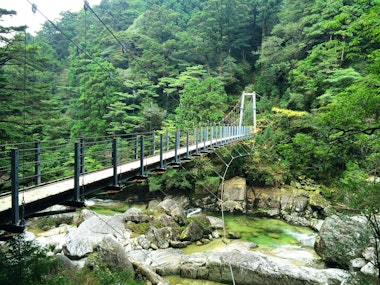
xmin=0 ymin=126 xmax=252 ymax=195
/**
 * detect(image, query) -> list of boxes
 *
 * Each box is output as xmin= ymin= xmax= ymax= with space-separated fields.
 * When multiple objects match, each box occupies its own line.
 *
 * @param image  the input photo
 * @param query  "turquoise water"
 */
xmin=183 ymin=214 xmax=317 ymax=254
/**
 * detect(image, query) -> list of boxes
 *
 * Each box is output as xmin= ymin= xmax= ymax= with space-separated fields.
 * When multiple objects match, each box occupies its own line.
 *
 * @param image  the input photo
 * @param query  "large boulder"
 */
xmin=314 ymin=215 xmax=372 ymax=268
xmin=180 ymin=220 xmax=203 ymax=242
xmin=131 ymin=248 xmax=349 ymax=285
xmin=145 ymin=226 xmax=170 ymax=249
xmin=97 ymin=235 xmax=134 ymax=271
xmin=62 ymin=212 xmax=127 ymax=259
xmin=221 ymin=177 xmax=247 ymax=213
xmin=180 ymin=251 xmax=348 ymax=285
xmin=156 ymin=198 xmax=187 ymax=225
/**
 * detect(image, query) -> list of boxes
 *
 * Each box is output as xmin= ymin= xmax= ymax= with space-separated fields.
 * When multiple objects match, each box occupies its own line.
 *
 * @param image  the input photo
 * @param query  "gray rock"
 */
xmin=157 ymin=214 xmax=179 ymax=228
xmin=211 ymin=230 xmax=220 ymax=239
xmin=227 ymin=231 xmax=241 ymax=239
xmin=56 ymin=253 xmax=76 ymax=270
xmin=62 ymin=213 xmax=126 ymax=259
xmin=362 ymin=247 xmax=375 ymax=262
xmin=180 ymin=220 xmax=203 ymax=242
xmin=223 ymin=177 xmax=246 ymax=201
xmin=63 ymin=236 xmax=93 ymax=260
xmin=179 ymin=251 xmax=349 ymax=285
xmin=156 ymin=199 xmax=187 ymax=225
xmin=281 ymin=190 xmax=308 ymax=214
xmin=137 ymin=235 xmax=151 ymax=250
xmin=349 ymin=258 xmax=367 ymax=271
xmin=97 ymin=235 xmax=134 ymax=271
xmin=124 ymin=207 xmax=152 ymax=223
xmin=206 ymin=216 xmax=224 ymax=229
xmin=310 ymin=219 xmax=324 ymax=232
xmin=220 ymin=200 xmax=245 ymax=212
xmin=221 ymin=177 xmax=247 ymax=213
xmin=282 ymin=213 xmax=310 ymax=227
xmin=146 ymin=226 xmax=169 ymax=249
xmin=360 ymin=262 xmax=378 ymax=276
xmin=314 ymin=215 xmax=372 ymax=268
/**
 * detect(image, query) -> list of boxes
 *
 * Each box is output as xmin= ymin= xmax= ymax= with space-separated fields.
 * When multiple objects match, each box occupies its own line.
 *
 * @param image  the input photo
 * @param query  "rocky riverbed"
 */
xmin=23 ymin=177 xmax=379 ymax=284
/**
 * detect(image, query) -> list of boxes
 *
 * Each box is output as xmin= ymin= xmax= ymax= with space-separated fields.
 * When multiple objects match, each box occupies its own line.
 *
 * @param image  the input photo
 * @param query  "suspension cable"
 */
xmin=24 ymin=0 xmax=125 ymax=87
xmin=83 ymin=0 xmax=149 ymax=75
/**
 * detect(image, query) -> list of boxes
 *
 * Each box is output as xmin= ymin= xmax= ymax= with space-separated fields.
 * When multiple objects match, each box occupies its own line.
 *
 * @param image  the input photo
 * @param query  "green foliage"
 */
xmin=148 ymin=168 xmax=193 ymax=193
xmin=43 ymin=254 xmax=143 ymax=285
xmin=0 ymin=235 xmax=57 ymax=285
xmin=176 ymin=77 xmax=228 ymax=127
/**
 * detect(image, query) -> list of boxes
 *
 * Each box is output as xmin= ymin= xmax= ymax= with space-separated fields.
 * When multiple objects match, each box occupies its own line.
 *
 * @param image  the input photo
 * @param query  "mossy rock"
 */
xmin=188 ymin=216 xmax=213 ymax=235
xmin=309 ymin=190 xmax=330 ymax=210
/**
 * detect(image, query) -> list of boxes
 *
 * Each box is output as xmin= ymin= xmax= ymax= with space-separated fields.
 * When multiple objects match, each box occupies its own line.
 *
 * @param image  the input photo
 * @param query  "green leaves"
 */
xmin=176 ymin=77 xmax=228 ymax=127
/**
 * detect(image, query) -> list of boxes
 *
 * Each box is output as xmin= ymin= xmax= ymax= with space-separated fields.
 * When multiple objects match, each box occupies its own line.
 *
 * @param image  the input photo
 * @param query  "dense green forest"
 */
xmin=0 ymin=0 xmax=379 ymax=198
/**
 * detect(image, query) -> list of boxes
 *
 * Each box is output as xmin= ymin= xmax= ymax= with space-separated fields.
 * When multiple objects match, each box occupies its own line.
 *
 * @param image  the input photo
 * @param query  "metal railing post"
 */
xmin=174 ymin=130 xmax=180 ymax=163
xmin=34 ymin=140 xmax=41 ymax=185
xmin=80 ymin=137 xmax=85 ymax=174
xmin=11 ymin=148 xmax=20 ymax=225
xmin=112 ymin=137 xmax=118 ymax=186
xmin=210 ymin=126 xmax=214 ymax=149
xmin=219 ymin=125 xmax=223 ymax=146
xmin=186 ymin=131 xmax=190 ymax=158
xmin=195 ymin=129 xmax=199 ymax=155
xmin=159 ymin=134 xmax=164 ymax=169
xmin=203 ymin=127 xmax=207 ymax=152
xmin=74 ymin=142 xmax=81 ymax=201
xmin=140 ymin=136 xmax=145 ymax=176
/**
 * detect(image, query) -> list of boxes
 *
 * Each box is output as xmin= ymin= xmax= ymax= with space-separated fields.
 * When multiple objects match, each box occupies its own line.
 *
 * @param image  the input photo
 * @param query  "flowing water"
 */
xmin=183 ymin=214 xmax=321 ymax=267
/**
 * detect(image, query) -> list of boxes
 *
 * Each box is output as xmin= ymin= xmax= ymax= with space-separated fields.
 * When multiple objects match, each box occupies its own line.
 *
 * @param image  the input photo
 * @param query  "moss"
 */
xmin=125 ymin=222 xmax=150 ymax=236
xmin=188 ymin=216 xmax=212 ymax=234
xmin=87 ymin=203 xmax=128 ymax=215
xmin=309 ymin=190 xmax=330 ymax=209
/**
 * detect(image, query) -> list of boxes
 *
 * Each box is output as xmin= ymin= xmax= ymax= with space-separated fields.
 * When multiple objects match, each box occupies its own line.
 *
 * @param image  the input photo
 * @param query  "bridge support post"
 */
xmin=203 ymin=127 xmax=207 ymax=152
xmin=159 ymin=134 xmax=164 ymax=169
xmin=194 ymin=129 xmax=199 ymax=155
xmin=174 ymin=130 xmax=180 ymax=163
xmin=11 ymin=148 xmax=20 ymax=225
xmin=74 ymin=142 xmax=81 ymax=201
xmin=140 ymin=136 xmax=145 ymax=176
xmin=220 ymin=125 xmax=224 ymax=146
xmin=210 ymin=126 xmax=214 ymax=149
xmin=186 ymin=131 xmax=190 ymax=158
xmin=34 ymin=140 xmax=41 ymax=185
xmin=112 ymin=137 xmax=118 ymax=186
xmin=80 ymin=137 xmax=85 ymax=174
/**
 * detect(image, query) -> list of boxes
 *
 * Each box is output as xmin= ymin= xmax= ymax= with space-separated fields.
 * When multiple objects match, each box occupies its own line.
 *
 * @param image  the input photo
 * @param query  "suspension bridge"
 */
xmin=0 ymin=109 xmax=255 ymax=228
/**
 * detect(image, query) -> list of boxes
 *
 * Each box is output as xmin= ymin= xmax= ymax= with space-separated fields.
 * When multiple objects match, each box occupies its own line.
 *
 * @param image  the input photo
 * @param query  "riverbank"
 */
xmin=18 ymin=177 xmax=378 ymax=284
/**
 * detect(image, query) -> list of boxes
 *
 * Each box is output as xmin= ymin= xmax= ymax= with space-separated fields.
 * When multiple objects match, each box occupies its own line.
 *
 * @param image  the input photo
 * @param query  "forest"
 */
xmin=0 ymin=0 xmax=379 ymax=205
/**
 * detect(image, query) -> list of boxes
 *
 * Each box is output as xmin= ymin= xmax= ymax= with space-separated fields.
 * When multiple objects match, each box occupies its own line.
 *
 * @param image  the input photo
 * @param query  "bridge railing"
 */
xmin=0 ymin=126 xmax=252 ymax=195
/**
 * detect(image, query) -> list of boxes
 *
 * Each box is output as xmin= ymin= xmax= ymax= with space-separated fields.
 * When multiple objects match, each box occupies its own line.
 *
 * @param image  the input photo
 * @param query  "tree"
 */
xmin=0 ymin=235 xmax=56 ymax=285
xmin=176 ymin=77 xmax=228 ymax=127
xmin=0 ymin=8 xmax=26 ymax=58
